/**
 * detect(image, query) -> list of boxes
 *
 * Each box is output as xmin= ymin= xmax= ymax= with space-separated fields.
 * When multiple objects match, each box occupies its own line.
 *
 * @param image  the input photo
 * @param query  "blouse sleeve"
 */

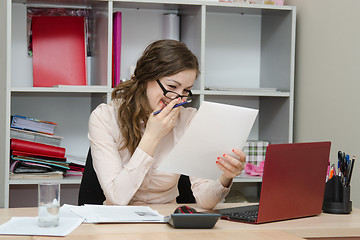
xmin=88 ymin=103 xmax=154 ymax=205
xmin=190 ymin=177 xmax=232 ymax=210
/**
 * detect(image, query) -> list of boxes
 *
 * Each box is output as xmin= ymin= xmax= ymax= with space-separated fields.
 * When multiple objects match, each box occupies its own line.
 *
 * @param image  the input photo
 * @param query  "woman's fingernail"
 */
xmin=216 ymin=160 xmax=219 ymax=164
xmin=217 ymin=157 xmax=220 ymax=160
xmin=223 ymin=154 xmax=226 ymax=157
xmin=232 ymin=149 xmax=235 ymax=152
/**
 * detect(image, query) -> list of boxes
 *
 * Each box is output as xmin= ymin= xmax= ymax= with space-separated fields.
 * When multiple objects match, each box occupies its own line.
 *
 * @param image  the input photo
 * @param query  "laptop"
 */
xmin=208 ymin=142 xmax=331 ymax=224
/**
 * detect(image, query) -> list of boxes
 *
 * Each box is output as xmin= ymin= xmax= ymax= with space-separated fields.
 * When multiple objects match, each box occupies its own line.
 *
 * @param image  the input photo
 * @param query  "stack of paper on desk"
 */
xmin=70 ymin=205 xmax=165 ymax=223
xmin=0 ymin=217 xmax=82 ymax=237
xmin=157 ymin=101 xmax=258 ymax=180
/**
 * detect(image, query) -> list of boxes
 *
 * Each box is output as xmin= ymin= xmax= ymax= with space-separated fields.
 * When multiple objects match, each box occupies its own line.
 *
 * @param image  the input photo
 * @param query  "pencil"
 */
xmin=153 ymin=100 xmax=192 ymax=115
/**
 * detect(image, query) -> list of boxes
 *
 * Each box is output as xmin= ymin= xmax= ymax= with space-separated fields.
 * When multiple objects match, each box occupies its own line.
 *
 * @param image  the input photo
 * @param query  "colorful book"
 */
xmin=11 ymin=150 xmax=66 ymax=162
xmin=11 ymin=115 xmax=57 ymax=135
xmin=10 ymin=128 xmax=62 ymax=146
xmin=10 ymin=156 xmax=69 ymax=170
xmin=113 ymin=12 xmax=122 ymax=87
xmin=10 ymin=160 xmax=55 ymax=173
xmin=32 ymin=16 xmax=87 ymax=87
xmin=10 ymin=139 xmax=66 ymax=158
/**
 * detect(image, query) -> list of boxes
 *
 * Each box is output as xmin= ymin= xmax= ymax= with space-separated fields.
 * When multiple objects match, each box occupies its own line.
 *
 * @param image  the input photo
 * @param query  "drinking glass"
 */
xmin=38 ymin=182 xmax=60 ymax=227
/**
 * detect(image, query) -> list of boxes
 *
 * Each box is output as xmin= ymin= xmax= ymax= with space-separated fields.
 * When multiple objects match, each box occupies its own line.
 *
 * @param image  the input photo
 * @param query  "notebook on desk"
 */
xmin=209 ymin=142 xmax=331 ymax=224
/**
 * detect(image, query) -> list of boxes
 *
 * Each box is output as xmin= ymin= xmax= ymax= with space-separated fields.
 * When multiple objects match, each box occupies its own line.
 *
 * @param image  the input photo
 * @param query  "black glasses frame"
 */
xmin=156 ymin=79 xmax=193 ymax=100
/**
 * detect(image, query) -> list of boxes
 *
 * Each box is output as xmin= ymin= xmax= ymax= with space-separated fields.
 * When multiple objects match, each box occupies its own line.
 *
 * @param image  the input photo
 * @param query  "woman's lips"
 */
xmin=160 ymin=99 xmax=169 ymax=107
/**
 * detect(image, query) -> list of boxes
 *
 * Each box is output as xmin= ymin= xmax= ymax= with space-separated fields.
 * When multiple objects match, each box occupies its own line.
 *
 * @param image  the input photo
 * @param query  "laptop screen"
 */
xmin=257 ymin=142 xmax=331 ymax=223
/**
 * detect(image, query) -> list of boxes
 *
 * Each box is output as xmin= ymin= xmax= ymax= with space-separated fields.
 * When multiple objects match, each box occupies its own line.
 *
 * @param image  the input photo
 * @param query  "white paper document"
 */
xmin=0 ymin=217 xmax=83 ymax=237
xmin=157 ymin=101 xmax=258 ymax=179
xmin=70 ymin=205 xmax=165 ymax=223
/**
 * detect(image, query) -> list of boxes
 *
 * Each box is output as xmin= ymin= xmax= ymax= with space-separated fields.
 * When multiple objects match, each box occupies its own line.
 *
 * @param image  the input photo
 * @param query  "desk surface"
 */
xmin=1 ymin=203 xmax=360 ymax=240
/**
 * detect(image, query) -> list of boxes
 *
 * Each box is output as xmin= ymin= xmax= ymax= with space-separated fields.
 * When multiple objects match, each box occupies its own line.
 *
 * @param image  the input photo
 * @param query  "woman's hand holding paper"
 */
xmin=216 ymin=149 xmax=246 ymax=188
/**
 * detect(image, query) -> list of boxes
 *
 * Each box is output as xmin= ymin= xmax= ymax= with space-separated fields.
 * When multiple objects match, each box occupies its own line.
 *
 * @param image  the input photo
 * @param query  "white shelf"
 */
xmin=11 ymin=86 xmax=112 ymax=93
xmin=192 ymin=90 xmax=290 ymax=97
xmin=234 ymin=173 xmax=262 ymax=183
xmin=9 ymin=175 xmax=82 ymax=185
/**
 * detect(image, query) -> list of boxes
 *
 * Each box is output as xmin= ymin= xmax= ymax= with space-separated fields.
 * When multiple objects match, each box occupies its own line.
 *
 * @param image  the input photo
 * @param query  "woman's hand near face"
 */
xmin=146 ymin=97 xmax=182 ymax=140
xmin=216 ymin=149 xmax=246 ymax=188
xmin=138 ymin=98 xmax=182 ymax=156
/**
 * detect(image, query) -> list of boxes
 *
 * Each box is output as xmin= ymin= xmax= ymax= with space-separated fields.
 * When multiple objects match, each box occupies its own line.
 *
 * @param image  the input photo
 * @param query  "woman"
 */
xmin=88 ymin=39 xmax=246 ymax=209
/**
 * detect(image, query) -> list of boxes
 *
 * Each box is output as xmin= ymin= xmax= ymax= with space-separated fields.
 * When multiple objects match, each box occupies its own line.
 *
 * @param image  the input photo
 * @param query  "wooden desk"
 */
xmin=1 ymin=203 xmax=360 ymax=240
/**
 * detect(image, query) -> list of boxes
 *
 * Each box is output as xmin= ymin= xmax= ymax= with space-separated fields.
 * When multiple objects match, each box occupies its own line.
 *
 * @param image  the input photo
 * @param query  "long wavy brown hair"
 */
xmin=111 ymin=40 xmax=199 ymax=154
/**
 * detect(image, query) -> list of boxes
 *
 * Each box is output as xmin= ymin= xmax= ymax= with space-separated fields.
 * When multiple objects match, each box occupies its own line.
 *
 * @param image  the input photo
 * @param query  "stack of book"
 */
xmin=10 ymin=115 xmax=62 ymax=146
xmin=10 ymin=139 xmax=68 ymax=179
xmin=10 ymin=140 xmax=86 ymax=179
xmin=9 ymin=115 xmax=85 ymax=178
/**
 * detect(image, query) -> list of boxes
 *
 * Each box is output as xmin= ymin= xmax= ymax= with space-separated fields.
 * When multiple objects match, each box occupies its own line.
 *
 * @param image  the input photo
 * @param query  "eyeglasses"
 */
xmin=156 ymin=79 xmax=193 ymax=100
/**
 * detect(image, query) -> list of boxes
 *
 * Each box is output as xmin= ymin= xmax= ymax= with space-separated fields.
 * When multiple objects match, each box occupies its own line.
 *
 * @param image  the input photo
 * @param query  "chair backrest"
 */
xmin=78 ymin=149 xmax=195 ymax=205
xmin=78 ymin=149 xmax=106 ymax=205
xmin=176 ymin=175 xmax=196 ymax=204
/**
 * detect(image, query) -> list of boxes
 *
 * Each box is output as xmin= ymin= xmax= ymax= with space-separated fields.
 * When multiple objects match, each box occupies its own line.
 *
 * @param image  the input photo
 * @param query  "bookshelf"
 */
xmin=0 ymin=0 xmax=296 ymax=208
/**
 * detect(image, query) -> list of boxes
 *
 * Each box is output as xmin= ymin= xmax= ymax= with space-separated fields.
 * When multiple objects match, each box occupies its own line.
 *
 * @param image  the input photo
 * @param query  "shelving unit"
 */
xmin=0 ymin=0 xmax=296 ymax=208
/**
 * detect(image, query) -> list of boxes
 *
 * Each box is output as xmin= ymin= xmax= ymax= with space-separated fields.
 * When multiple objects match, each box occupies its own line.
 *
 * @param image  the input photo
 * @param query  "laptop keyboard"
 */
xmin=220 ymin=205 xmax=259 ymax=223
xmin=222 ymin=210 xmax=258 ymax=222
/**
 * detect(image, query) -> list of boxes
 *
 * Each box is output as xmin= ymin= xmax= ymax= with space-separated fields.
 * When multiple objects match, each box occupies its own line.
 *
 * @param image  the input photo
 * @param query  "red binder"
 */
xmin=32 ymin=16 xmax=87 ymax=87
xmin=11 ymin=150 xmax=66 ymax=162
xmin=10 ymin=139 xmax=66 ymax=158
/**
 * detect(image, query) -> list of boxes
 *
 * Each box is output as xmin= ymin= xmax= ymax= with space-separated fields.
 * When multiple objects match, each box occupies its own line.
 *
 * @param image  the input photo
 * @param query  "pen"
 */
xmin=346 ymin=156 xmax=355 ymax=187
xmin=153 ymin=100 xmax=192 ymax=115
xmin=338 ymin=150 xmax=348 ymax=185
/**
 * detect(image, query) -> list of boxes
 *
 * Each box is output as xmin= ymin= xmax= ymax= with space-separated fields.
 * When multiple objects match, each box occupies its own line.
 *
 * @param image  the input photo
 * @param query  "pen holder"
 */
xmin=322 ymin=175 xmax=352 ymax=214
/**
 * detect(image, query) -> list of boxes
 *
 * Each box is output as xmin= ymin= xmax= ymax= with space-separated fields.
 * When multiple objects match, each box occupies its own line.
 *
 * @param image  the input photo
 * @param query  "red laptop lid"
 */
xmin=257 ymin=142 xmax=331 ymax=223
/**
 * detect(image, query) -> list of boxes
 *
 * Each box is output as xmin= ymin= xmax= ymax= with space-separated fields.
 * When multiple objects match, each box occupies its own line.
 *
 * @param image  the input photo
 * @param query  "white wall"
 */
xmin=286 ymin=0 xmax=360 ymax=207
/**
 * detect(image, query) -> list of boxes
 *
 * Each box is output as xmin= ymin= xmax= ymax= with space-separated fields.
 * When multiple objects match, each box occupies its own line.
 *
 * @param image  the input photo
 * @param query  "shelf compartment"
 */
xmin=204 ymin=5 xmax=295 ymax=92
xmin=11 ymin=92 xmax=107 ymax=158
xmin=9 ymin=183 xmax=80 ymax=207
xmin=11 ymin=2 xmax=110 ymax=88
xmin=112 ymin=2 xmax=202 ymax=84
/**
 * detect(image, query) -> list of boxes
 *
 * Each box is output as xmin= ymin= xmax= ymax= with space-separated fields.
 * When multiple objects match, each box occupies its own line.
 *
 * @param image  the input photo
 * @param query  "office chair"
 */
xmin=176 ymin=175 xmax=196 ymax=203
xmin=78 ymin=149 xmax=106 ymax=205
xmin=78 ymin=149 xmax=196 ymax=205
